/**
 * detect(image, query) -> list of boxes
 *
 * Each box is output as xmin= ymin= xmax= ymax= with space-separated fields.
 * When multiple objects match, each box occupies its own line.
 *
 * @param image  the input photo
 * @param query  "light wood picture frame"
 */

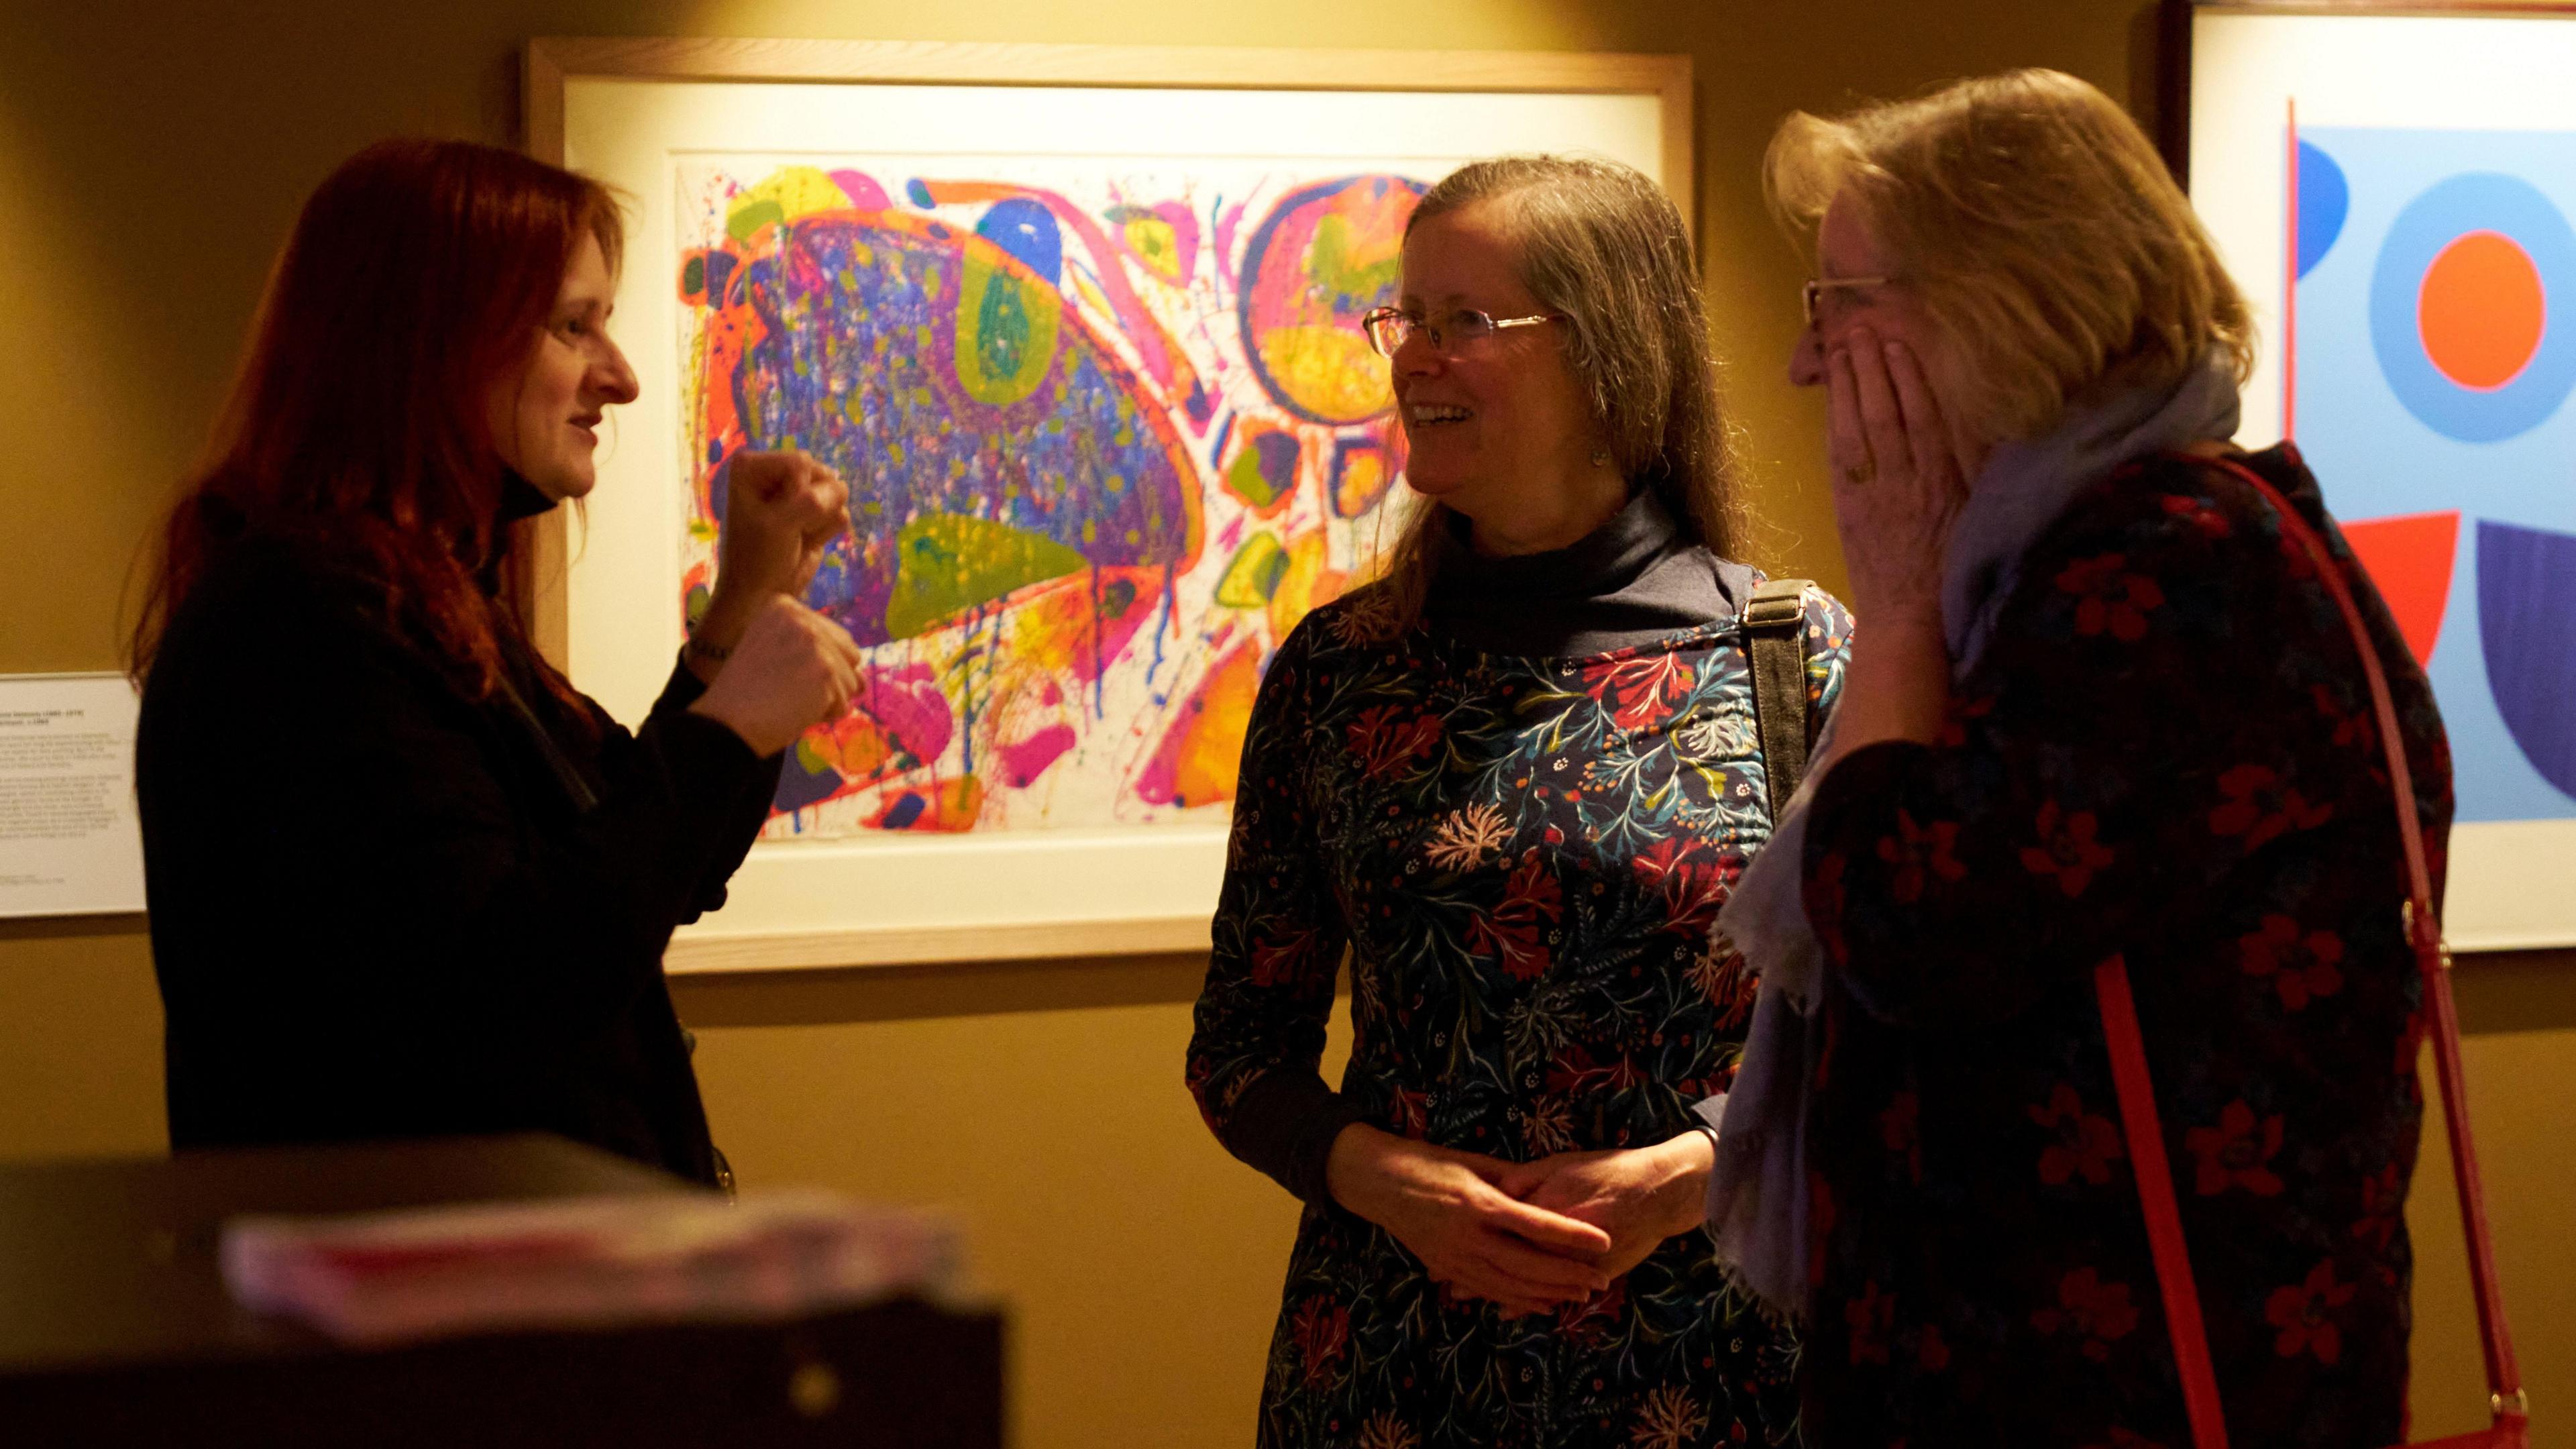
xmin=522 ymin=38 xmax=1693 ymax=972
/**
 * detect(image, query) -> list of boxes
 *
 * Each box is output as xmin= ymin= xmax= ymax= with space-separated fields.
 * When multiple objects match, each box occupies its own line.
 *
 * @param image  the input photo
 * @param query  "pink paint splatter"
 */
xmin=997 ymin=724 xmax=1077 ymax=788
xmin=857 ymin=663 xmax=953 ymax=766
xmin=830 ymin=169 xmax=893 ymax=211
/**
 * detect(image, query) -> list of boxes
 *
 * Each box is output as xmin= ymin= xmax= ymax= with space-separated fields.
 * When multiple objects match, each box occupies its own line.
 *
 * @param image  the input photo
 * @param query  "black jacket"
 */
xmin=136 ymin=499 xmax=779 ymax=1184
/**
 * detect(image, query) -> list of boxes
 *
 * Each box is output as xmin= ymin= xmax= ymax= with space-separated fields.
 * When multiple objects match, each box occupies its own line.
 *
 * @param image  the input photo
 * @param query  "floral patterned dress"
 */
xmin=1796 ymin=446 xmax=2449 ymax=1447
xmin=1189 ymin=559 xmax=1852 ymax=1449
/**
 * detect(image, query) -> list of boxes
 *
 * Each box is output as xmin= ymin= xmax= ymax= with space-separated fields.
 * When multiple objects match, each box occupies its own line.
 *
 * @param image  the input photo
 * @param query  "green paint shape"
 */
xmin=1309 ymin=213 xmax=1400 ymax=307
xmin=886 ymin=513 xmax=1090 ymax=639
xmin=1226 ymin=431 xmax=1299 ymax=510
xmin=954 ymin=250 xmax=1059 ymax=407
xmin=1214 ymin=533 xmax=1290 ymax=608
xmin=727 ymin=199 xmax=785 ymax=244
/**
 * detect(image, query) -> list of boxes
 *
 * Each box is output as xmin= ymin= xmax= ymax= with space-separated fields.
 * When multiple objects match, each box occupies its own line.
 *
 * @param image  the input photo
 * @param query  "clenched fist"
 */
xmin=686 ymin=595 xmax=865 ymax=758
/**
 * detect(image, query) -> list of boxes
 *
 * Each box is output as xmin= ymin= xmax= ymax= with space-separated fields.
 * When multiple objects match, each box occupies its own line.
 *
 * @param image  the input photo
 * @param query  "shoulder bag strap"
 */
xmin=2101 ymin=454 xmax=2528 ymax=1449
xmin=1745 ymin=577 xmax=1811 ymax=821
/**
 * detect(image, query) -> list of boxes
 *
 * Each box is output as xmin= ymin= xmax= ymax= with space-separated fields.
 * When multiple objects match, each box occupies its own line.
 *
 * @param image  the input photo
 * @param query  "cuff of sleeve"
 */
xmin=1800 ymin=737 xmax=1930 ymax=906
xmin=1224 ymin=1071 xmax=1367 ymax=1211
xmin=651 ymin=653 xmax=711 ymax=716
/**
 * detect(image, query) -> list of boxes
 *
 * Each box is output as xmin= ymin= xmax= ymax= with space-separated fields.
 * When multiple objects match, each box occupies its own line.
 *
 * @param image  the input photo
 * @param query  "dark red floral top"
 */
xmin=1797 ymin=445 xmax=2450 ymax=1447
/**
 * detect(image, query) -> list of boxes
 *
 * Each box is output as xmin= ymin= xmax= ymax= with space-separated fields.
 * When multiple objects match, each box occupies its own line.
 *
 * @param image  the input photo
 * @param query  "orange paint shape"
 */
xmin=2418 ymin=231 xmax=2546 ymax=391
xmin=2341 ymin=511 xmax=2459 ymax=667
xmin=1171 ymin=645 xmax=1263 ymax=808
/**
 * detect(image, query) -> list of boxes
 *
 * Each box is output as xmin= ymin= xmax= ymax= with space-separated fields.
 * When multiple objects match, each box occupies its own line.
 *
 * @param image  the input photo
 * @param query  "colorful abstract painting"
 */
xmin=673 ymin=163 xmax=1424 ymax=839
xmin=2287 ymin=125 xmax=2576 ymax=822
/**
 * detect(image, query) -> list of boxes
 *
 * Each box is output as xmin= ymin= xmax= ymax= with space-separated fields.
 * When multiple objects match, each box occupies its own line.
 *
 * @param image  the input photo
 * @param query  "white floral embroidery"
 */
xmin=1423 ymin=802 xmax=1511 ymax=871
xmin=1355 ymin=1410 xmax=1420 ymax=1449
xmin=1630 ymin=1385 xmax=1709 ymax=1449
xmin=1676 ymin=706 xmax=1754 ymax=759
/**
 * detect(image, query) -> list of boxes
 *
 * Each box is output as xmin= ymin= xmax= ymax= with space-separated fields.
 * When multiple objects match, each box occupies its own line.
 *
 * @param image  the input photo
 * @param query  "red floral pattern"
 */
xmin=2184 ymin=1100 xmax=2287 ymax=1197
xmin=2208 ymin=763 xmax=2334 ymax=849
xmin=2021 ymin=800 xmax=2115 ymax=898
xmin=2056 ymin=552 xmax=2167 ymax=641
xmin=2030 ymin=1267 xmax=2141 ymax=1362
xmin=2029 ymin=1083 xmax=2125 ymax=1187
xmin=2237 ymin=914 xmax=2347 ymax=1010
xmin=2267 ymin=1260 xmax=2359 ymax=1364
xmin=1796 ymin=447 xmax=2445 ymax=1447
xmin=1878 ymin=810 xmax=1966 ymax=904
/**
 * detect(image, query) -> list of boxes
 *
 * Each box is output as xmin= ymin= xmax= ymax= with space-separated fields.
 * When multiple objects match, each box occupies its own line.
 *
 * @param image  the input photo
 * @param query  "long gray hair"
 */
xmin=1352 ymin=154 xmax=1751 ymax=639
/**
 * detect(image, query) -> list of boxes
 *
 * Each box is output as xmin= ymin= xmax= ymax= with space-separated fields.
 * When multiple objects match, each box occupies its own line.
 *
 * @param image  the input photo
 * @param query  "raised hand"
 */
xmin=685 ymin=594 xmax=864 ymax=757
xmin=715 ymin=450 xmax=850 ymax=606
xmin=1325 ymin=1124 xmax=1614 ymax=1318
xmin=1823 ymin=327 xmax=1974 ymax=629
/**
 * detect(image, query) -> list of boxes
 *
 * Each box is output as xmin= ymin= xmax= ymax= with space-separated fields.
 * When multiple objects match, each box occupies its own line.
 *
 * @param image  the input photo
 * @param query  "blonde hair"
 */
xmin=1764 ymin=68 xmax=2253 ymax=442
xmin=1352 ymin=155 xmax=1750 ymax=640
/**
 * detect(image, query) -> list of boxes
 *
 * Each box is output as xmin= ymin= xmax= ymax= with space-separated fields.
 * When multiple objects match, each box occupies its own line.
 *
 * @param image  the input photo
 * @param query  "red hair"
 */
xmin=131 ymin=138 xmax=623 ymax=703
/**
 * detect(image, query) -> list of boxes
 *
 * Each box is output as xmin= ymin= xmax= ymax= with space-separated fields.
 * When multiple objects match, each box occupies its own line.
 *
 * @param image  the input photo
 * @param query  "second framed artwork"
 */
xmin=525 ymin=38 xmax=1690 ymax=971
xmin=2186 ymin=3 xmax=2576 ymax=951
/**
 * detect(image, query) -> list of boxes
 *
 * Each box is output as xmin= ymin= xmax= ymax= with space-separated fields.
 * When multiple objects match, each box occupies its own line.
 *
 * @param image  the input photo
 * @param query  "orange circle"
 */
xmin=2418 ymin=230 xmax=2546 ymax=392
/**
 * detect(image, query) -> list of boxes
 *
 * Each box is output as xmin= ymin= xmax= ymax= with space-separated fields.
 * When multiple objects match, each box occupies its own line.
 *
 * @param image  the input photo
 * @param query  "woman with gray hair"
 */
xmin=1710 ymin=69 xmax=2449 ymax=1444
xmin=1187 ymin=154 xmax=1848 ymax=1448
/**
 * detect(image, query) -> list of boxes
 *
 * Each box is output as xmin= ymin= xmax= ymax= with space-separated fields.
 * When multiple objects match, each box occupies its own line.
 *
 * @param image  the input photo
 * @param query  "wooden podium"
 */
xmin=0 ymin=1134 xmax=1004 ymax=1447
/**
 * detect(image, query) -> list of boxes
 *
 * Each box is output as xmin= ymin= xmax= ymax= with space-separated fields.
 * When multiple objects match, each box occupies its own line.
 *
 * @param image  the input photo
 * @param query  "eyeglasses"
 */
xmin=1360 ymin=306 xmax=1559 ymax=358
xmin=1802 ymin=274 xmax=1893 ymax=325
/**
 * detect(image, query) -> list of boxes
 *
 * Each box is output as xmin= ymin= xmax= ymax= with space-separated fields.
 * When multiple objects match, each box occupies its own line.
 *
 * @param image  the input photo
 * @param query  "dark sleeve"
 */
xmin=1800 ymin=468 xmax=2322 ymax=1030
xmin=628 ymin=655 xmax=786 ymax=921
xmin=1185 ymin=616 xmax=1358 ymax=1209
xmin=145 ymin=561 xmax=775 ymax=1045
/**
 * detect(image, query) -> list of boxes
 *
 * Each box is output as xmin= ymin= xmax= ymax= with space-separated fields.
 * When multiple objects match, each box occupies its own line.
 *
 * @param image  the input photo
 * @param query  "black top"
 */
xmin=1217 ymin=487 xmax=1745 ymax=1207
xmin=136 ymin=485 xmax=781 ymax=1185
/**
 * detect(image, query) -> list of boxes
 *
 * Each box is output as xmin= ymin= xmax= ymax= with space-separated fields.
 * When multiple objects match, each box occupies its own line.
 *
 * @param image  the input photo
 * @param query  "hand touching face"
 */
xmin=1789 ymin=195 xmax=1982 ymax=624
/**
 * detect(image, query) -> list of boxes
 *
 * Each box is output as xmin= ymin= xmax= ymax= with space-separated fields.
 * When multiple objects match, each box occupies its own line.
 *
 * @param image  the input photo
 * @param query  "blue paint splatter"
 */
xmin=2296 ymin=141 xmax=2349 ymax=279
xmin=977 ymin=197 xmax=1063 ymax=285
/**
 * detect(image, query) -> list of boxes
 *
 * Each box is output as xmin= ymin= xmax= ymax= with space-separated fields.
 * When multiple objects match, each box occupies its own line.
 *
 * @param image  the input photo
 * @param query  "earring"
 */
xmin=1590 ymin=446 xmax=1613 ymax=468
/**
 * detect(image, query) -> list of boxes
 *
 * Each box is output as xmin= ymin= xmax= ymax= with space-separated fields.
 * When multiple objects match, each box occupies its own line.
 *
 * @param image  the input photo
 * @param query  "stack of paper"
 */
xmin=221 ymin=1189 xmax=959 ymax=1344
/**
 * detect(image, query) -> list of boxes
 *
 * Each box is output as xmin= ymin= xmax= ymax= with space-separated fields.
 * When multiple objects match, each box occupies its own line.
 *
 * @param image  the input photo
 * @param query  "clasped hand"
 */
xmin=1325 ymin=1124 xmax=1714 ymax=1319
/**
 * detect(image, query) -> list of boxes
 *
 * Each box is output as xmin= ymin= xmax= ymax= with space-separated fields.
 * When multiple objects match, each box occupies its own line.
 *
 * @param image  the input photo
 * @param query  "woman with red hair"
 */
xmin=131 ymin=139 xmax=860 ymax=1184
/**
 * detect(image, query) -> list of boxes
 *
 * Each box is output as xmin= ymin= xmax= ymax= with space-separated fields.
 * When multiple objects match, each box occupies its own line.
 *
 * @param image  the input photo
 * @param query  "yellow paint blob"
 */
xmin=1256 ymin=325 xmax=1391 ymax=423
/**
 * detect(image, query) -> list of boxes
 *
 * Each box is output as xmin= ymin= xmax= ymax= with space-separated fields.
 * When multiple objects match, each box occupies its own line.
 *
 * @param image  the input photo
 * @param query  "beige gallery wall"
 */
xmin=1 ymin=2 xmax=2569 ymax=1446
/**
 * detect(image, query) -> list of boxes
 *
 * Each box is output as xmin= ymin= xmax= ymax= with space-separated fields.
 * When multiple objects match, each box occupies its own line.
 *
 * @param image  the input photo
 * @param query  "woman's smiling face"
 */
xmin=1388 ymin=200 xmax=1598 ymax=523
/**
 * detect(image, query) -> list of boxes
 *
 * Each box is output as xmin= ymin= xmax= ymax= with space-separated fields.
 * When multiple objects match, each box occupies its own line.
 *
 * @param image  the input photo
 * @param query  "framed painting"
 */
xmin=524 ymin=38 xmax=1690 ymax=971
xmin=2186 ymin=3 xmax=2576 ymax=951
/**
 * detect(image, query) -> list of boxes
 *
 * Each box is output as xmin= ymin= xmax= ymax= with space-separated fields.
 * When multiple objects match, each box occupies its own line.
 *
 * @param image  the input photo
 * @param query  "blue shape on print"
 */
xmin=2477 ymin=520 xmax=2576 ymax=802
xmin=2368 ymin=172 xmax=2576 ymax=443
xmin=906 ymin=178 xmax=934 ymax=209
xmin=775 ymin=754 xmax=847 ymax=813
xmin=2296 ymin=141 xmax=2349 ymax=278
xmin=976 ymin=197 xmax=1063 ymax=285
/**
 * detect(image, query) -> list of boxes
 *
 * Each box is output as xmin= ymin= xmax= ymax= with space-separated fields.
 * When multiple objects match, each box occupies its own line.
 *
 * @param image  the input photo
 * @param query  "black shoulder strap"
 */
xmin=1744 ymin=577 xmax=1811 ymax=824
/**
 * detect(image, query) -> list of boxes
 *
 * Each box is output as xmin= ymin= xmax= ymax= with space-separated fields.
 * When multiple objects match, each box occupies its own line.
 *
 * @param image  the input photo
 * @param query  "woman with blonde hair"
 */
xmin=1188 ymin=155 xmax=1848 ymax=1446
xmin=1709 ymin=69 xmax=2448 ymax=1444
